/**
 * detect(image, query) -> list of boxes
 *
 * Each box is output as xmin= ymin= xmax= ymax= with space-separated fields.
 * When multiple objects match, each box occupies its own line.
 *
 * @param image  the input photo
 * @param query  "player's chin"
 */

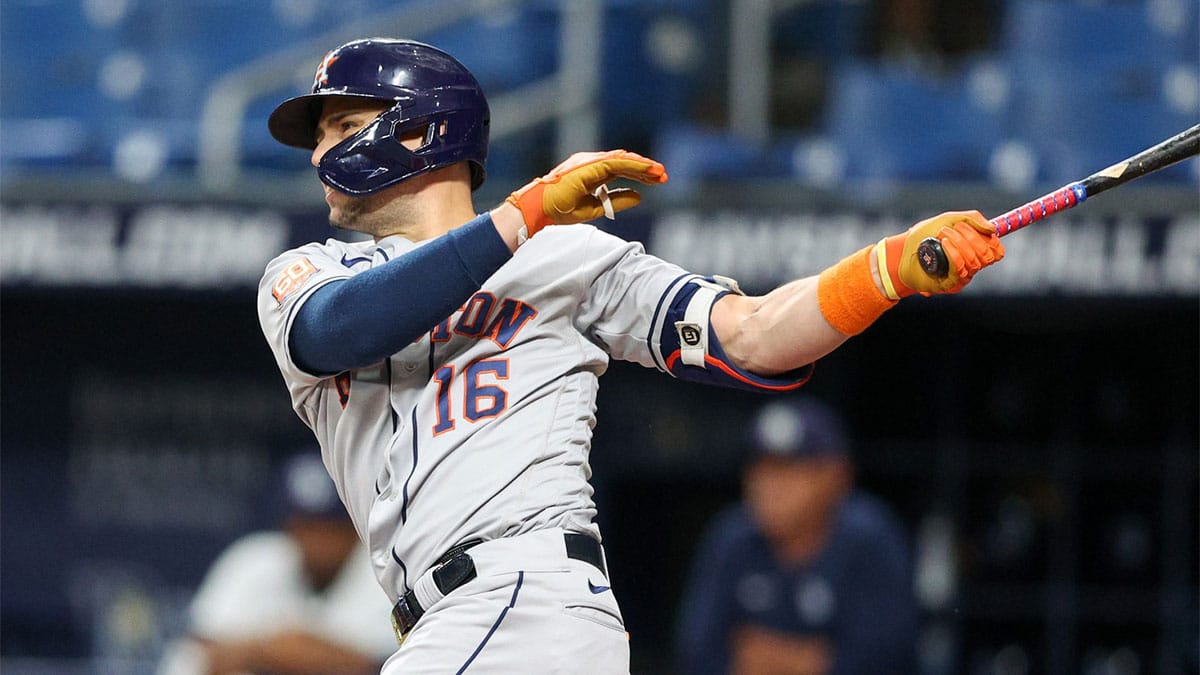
xmin=324 ymin=185 xmax=346 ymax=208
xmin=326 ymin=205 xmax=355 ymax=231
xmin=325 ymin=193 xmax=360 ymax=227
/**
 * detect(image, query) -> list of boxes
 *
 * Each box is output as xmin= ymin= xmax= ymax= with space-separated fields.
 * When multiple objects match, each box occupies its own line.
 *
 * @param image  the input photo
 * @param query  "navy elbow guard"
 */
xmin=658 ymin=276 xmax=812 ymax=392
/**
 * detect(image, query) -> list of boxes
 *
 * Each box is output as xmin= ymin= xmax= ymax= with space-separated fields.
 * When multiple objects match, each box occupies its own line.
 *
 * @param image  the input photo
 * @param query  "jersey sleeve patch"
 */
xmin=271 ymin=257 xmax=318 ymax=304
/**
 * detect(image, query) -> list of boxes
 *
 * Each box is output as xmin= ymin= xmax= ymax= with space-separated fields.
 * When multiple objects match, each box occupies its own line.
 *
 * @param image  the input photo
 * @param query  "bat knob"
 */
xmin=917 ymin=237 xmax=950 ymax=278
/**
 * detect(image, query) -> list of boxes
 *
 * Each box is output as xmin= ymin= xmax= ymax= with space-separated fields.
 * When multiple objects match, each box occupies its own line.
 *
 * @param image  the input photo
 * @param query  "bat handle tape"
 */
xmin=917 ymin=183 xmax=1089 ymax=278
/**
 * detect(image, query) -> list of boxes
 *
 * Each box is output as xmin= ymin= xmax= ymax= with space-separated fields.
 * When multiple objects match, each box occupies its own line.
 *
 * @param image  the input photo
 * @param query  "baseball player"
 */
xmin=256 ymin=38 xmax=1004 ymax=673
xmin=157 ymin=453 xmax=396 ymax=675
xmin=675 ymin=398 xmax=919 ymax=675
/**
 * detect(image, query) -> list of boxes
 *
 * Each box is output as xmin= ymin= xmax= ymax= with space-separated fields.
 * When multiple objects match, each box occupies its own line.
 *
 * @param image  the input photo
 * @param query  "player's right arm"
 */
xmin=711 ymin=211 xmax=1005 ymax=377
xmin=562 ymin=205 xmax=1001 ymax=392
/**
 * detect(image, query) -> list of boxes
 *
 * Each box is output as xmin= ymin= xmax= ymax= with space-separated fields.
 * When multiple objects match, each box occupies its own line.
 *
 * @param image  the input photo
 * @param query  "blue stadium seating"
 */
xmin=817 ymin=59 xmax=1009 ymax=184
xmin=420 ymin=7 xmax=559 ymax=93
xmin=600 ymin=2 xmax=712 ymax=151
xmin=1001 ymin=0 xmax=1194 ymax=69
xmin=997 ymin=1 xmax=1198 ymax=185
xmin=0 ymin=2 xmax=117 ymax=118
xmin=1005 ymin=55 xmax=1196 ymax=185
xmin=0 ymin=1 xmax=120 ymax=168
xmin=652 ymin=123 xmax=791 ymax=196
xmin=772 ymin=0 xmax=874 ymax=62
xmin=2 ymin=0 xmax=1194 ymax=187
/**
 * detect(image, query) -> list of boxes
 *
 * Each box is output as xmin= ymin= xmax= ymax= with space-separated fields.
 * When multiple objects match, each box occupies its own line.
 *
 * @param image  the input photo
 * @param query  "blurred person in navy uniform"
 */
xmin=157 ymin=452 xmax=396 ymax=675
xmin=675 ymin=396 xmax=918 ymax=675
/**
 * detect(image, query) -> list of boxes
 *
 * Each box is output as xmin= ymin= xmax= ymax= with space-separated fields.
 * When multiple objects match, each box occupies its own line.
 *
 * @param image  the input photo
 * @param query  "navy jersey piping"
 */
xmin=400 ymin=406 xmax=419 ymax=523
xmin=457 ymin=571 xmax=525 ymax=673
xmin=646 ymin=273 xmax=691 ymax=372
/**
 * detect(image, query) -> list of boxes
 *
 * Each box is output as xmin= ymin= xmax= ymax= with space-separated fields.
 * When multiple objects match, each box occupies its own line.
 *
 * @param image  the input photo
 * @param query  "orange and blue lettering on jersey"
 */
xmin=455 ymin=292 xmax=496 ymax=337
xmin=484 ymin=299 xmax=537 ymax=348
xmin=435 ymin=292 xmax=538 ymax=349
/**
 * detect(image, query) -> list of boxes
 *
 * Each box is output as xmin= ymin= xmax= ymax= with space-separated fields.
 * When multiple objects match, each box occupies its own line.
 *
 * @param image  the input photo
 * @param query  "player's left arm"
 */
xmin=711 ymin=210 xmax=1004 ymax=376
xmin=494 ymin=149 xmax=667 ymax=250
xmin=287 ymin=151 xmax=666 ymax=375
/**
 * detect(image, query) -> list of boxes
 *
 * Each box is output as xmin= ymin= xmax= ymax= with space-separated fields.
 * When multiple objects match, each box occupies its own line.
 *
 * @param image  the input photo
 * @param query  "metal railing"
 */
xmin=197 ymin=0 xmax=602 ymax=192
xmin=728 ymin=0 xmax=808 ymax=145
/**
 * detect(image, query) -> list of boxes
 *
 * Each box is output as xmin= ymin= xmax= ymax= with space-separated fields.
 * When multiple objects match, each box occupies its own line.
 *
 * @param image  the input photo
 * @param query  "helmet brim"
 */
xmin=267 ymin=92 xmax=389 ymax=150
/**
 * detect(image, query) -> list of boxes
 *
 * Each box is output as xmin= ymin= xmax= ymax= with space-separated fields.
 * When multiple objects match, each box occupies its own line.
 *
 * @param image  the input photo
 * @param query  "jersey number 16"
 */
xmin=432 ymin=359 xmax=509 ymax=435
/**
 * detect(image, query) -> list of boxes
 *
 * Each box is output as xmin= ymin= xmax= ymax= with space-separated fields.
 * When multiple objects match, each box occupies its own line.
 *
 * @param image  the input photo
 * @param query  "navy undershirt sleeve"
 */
xmin=289 ymin=213 xmax=512 ymax=375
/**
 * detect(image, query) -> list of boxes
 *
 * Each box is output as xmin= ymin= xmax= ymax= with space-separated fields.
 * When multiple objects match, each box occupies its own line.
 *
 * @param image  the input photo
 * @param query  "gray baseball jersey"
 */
xmin=258 ymin=224 xmax=696 ymax=600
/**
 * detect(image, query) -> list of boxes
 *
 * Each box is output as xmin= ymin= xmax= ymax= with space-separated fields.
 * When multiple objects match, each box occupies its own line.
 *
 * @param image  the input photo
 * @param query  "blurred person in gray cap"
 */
xmin=675 ymin=397 xmax=918 ymax=675
xmin=157 ymin=452 xmax=396 ymax=675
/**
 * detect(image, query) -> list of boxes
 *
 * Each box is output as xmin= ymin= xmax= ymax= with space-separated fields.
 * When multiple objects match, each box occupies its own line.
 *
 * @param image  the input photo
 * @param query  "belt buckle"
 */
xmin=389 ymin=611 xmax=407 ymax=648
xmin=390 ymin=595 xmax=420 ymax=647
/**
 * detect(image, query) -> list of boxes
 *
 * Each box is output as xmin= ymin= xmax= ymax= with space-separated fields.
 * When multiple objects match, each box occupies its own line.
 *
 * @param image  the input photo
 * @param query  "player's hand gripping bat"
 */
xmin=918 ymin=124 xmax=1200 ymax=278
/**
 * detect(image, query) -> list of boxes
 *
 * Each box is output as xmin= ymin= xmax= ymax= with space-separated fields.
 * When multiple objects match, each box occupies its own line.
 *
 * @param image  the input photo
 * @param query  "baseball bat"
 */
xmin=917 ymin=123 xmax=1200 ymax=278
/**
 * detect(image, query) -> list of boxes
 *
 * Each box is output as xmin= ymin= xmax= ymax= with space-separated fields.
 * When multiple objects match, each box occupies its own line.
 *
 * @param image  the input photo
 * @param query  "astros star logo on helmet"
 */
xmin=313 ymin=51 xmax=339 ymax=88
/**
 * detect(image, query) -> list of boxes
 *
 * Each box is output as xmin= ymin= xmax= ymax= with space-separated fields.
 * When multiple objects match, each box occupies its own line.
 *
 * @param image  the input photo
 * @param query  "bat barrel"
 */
xmin=1082 ymin=123 xmax=1200 ymax=196
xmin=916 ymin=124 xmax=1199 ymax=279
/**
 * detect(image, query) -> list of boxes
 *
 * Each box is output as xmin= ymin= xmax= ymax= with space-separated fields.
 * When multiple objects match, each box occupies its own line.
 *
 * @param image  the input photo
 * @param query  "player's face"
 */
xmin=311 ymin=97 xmax=428 ymax=235
xmin=744 ymin=456 xmax=851 ymax=543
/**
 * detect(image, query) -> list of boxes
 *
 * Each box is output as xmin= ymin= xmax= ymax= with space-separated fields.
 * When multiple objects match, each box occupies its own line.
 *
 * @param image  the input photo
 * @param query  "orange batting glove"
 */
xmin=506 ymin=150 xmax=668 ymax=243
xmin=874 ymin=210 xmax=1005 ymax=298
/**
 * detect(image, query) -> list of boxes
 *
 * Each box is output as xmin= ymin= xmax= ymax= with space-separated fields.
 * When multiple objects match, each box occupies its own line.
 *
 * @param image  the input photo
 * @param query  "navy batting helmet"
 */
xmin=268 ymin=38 xmax=489 ymax=195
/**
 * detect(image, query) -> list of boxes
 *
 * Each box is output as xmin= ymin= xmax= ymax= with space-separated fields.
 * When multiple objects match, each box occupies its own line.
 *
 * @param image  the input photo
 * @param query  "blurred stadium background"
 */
xmin=1 ymin=0 xmax=1196 ymax=673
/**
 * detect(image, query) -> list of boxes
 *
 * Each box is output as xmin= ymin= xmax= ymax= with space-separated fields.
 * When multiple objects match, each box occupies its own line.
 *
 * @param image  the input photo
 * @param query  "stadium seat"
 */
xmin=1005 ymin=55 xmax=1197 ymax=186
xmin=772 ymin=0 xmax=874 ymax=62
xmin=600 ymin=2 xmax=711 ymax=151
xmin=653 ymin=123 xmax=790 ymax=196
xmin=0 ymin=1 xmax=119 ymax=118
xmin=1001 ymin=0 xmax=1195 ymax=68
xmin=817 ymin=59 xmax=1008 ymax=184
xmin=993 ymin=0 xmax=1198 ymax=186
xmin=0 ymin=1 xmax=120 ymax=166
xmin=421 ymin=7 xmax=559 ymax=93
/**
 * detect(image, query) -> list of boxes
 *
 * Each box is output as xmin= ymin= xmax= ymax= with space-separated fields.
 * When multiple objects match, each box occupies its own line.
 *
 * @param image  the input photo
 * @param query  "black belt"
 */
xmin=391 ymin=532 xmax=605 ymax=637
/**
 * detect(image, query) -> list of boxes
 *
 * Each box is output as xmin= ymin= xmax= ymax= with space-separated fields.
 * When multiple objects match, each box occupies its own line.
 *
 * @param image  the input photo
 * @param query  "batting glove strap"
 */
xmin=874 ymin=234 xmax=915 ymax=300
xmin=505 ymin=149 xmax=668 ymax=240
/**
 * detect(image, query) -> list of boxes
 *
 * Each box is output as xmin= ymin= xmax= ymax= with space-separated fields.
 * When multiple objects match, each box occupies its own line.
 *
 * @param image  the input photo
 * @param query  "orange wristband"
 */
xmin=817 ymin=245 xmax=897 ymax=336
xmin=505 ymin=181 xmax=550 ymax=237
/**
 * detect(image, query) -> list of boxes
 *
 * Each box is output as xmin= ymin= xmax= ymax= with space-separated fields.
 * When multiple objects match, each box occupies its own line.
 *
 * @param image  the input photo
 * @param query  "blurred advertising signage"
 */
xmin=5 ymin=201 xmax=1195 ymax=296
xmin=650 ymin=210 xmax=1200 ymax=296
xmin=0 ymin=202 xmax=289 ymax=288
